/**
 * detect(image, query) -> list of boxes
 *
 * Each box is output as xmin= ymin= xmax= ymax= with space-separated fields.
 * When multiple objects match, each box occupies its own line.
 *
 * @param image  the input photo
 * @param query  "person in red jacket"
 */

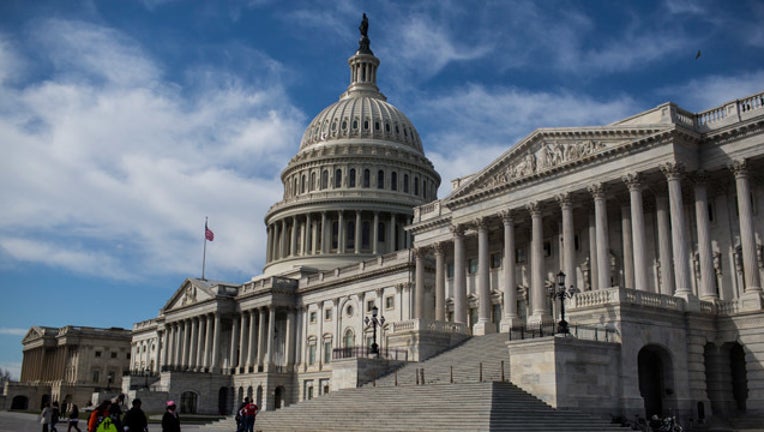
xmin=86 ymin=401 xmax=109 ymax=432
xmin=241 ymin=397 xmax=258 ymax=432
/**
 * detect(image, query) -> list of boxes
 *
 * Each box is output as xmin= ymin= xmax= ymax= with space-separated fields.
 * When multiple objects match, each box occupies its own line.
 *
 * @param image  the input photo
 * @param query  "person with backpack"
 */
xmin=122 ymin=398 xmax=148 ymax=432
xmin=235 ymin=399 xmax=247 ymax=432
xmin=87 ymin=401 xmax=110 ymax=432
xmin=161 ymin=400 xmax=180 ymax=432
xmin=40 ymin=401 xmax=52 ymax=432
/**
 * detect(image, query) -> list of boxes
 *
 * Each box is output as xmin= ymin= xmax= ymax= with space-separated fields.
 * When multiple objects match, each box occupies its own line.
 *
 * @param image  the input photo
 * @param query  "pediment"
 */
xmin=445 ymin=126 xmax=671 ymax=203
xmin=21 ymin=326 xmax=55 ymax=344
xmin=162 ymin=278 xmax=217 ymax=312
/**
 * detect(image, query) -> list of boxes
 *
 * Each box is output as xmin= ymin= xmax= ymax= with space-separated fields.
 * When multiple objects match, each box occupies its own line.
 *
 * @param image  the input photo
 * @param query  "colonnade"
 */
xmin=162 ymin=312 xmax=221 ymax=372
xmin=266 ymin=210 xmax=411 ymax=263
xmin=414 ymin=160 xmax=762 ymax=332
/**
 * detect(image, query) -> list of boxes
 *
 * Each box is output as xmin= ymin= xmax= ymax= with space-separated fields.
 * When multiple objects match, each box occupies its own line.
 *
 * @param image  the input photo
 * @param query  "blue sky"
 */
xmin=1 ymin=0 xmax=762 ymax=379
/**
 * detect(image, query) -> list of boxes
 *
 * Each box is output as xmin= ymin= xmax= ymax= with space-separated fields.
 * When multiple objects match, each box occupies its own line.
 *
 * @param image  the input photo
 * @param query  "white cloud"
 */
xmin=0 ymin=19 xmax=304 ymax=282
xmin=657 ymin=70 xmax=764 ymax=112
xmin=0 ymin=328 xmax=27 ymax=336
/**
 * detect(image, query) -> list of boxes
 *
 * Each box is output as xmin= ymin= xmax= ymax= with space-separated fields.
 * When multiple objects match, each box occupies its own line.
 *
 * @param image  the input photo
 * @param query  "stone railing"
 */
xmin=570 ymin=287 xmax=685 ymax=312
xmin=413 ymin=201 xmax=446 ymax=222
xmin=695 ymin=91 xmax=764 ymax=129
xmin=716 ymin=299 xmax=740 ymax=315
xmin=302 ymin=250 xmax=411 ymax=286
xmin=390 ymin=319 xmax=470 ymax=335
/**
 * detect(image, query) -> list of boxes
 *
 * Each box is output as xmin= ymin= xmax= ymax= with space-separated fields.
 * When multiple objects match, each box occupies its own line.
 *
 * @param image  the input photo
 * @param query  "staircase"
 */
xmin=199 ymin=334 xmax=627 ymax=432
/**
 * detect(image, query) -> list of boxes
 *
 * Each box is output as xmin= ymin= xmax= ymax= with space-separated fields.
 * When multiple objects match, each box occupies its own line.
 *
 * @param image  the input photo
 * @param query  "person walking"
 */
xmin=51 ymin=402 xmax=61 ymax=432
xmin=66 ymin=403 xmax=81 ymax=432
xmin=122 ymin=398 xmax=148 ymax=432
xmin=40 ymin=402 xmax=52 ymax=432
xmin=161 ymin=400 xmax=180 ymax=432
xmin=241 ymin=398 xmax=258 ymax=432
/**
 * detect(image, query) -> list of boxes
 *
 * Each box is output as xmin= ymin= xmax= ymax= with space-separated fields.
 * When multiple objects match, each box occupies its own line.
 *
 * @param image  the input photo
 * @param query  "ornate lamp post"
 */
xmin=549 ymin=271 xmax=578 ymax=334
xmin=364 ymin=306 xmax=385 ymax=357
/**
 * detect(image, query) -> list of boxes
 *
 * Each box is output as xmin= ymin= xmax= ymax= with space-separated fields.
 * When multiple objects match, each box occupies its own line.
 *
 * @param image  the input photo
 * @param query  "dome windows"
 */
xmin=377 ymin=170 xmax=384 ymax=189
xmin=391 ymin=172 xmax=397 ymax=191
xmin=334 ymin=169 xmax=342 ymax=188
xmin=352 ymin=119 xmax=358 ymax=130
xmin=363 ymin=169 xmax=371 ymax=188
xmin=349 ymin=169 xmax=356 ymax=187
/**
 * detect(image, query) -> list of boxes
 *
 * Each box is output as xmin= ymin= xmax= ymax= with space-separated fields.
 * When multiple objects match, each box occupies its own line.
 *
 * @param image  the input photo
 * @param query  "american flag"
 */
xmin=205 ymin=222 xmax=215 ymax=241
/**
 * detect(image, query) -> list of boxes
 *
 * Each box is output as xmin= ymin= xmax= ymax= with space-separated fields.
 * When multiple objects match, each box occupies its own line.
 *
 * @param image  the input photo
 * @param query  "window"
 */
xmin=361 ymin=222 xmax=370 ymax=249
xmin=95 ymin=351 xmax=102 ymax=358
xmin=366 ymin=299 xmax=375 ymax=312
xmin=331 ymin=221 xmax=339 ymax=249
xmin=349 ymin=168 xmax=356 ymax=188
xmin=323 ymin=340 xmax=332 ymax=364
xmin=110 ymin=352 xmax=117 ymax=359
xmin=309 ymin=311 xmax=317 ymax=324
xmin=574 ymin=234 xmax=580 ymax=251
xmin=301 ymin=175 xmax=306 ymax=193
xmin=363 ymin=169 xmax=370 ymax=188
xmin=377 ymin=170 xmax=385 ymax=189
xmin=347 ymin=221 xmax=355 ymax=250
xmin=708 ymin=202 xmax=715 ymax=222
xmin=377 ymin=223 xmax=385 ymax=242
xmin=391 ymin=172 xmax=397 ymax=191
xmin=308 ymin=343 xmax=316 ymax=366
xmin=324 ymin=308 xmax=332 ymax=321
xmin=447 ymin=263 xmax=454 ymax=278
xmin=490 ymin=253 xmax=502 ymax=269
xmin=423 ymin=180 xmax=427 ymax=198
xmin=403 ymin=174 xmax=409 ymax=193
xmin=543 ymin=241 xmax=552 ymax=257
xmin=92 ymin=370 xmax=100 ymax=383
xmin=344 ymin=329 xmax=355 ymax=348
xmin=320 ymin=170 xmax=328 ymax=189
xmin=335 ymin=169 xmax=342 ymax=188
xmin=346 ymin=304 xmax=354 ymax=317
xmin=414 ymin=176 xmax=419 ymax=196
xmin=468 ymin=258 xmax=477 ymax=274
xmin=305 ymin=381 xmax=314 ymax=400
xmin=385 ymin=296 xmax=394 ymax=310
xmin=516 ymin=248 xmax=526 ymax=263
xmin=310 ymin=172 xmax=316 ymax=191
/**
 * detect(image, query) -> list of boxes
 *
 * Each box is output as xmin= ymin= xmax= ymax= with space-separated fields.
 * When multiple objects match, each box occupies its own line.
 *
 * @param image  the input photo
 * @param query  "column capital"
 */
xmin=588 ymin=182 xmax=607 ymax=199
xmin=499 ymin=209 xmax=514 ymax=224
xmin=622 ymin=173 xmax=642 ymax=191
xmin=660 ymin=161 xmax=685 ymax=181
xmin=730 ymin=159 xmax=749 ymax=178
xmin=450 ymin=224 xmax=465 ymax=237
xmin=555 ymin=192 xmax=573 ymax=209
xmin=690 ymin=170 xmax=709 ymax=186
xmin=472 ymin=217 xmax=489 ymax=231
xmin=413 ymin=247 xmax=427 ymax=258
xmin=526 ymin=201 xmax=541 ymax=216
xmin=433 ymin=241 xmax=445 ymax=256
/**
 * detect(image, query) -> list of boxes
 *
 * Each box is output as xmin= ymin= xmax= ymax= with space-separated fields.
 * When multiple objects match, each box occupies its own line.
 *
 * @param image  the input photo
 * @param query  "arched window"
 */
xmin=377 ymin=170 xmax=385 ymax=189
xmin=391 ymin=172 xmax=397 ymax=191
xmin=363 ymin=169 xmax=370 ymax=188
xmin=293 ymin=177 xmax=298 ymax=196
xmin=320 ymin=170 xmax=328 ymax=190
xmin=334 ymin=169 xmax=342 ymax=188
xmin=423 ymin=180 xmax=427 ymax=198
xmin=349 ymin=168 xmax=356 ymax=188
xmin=301 ymin=175 xmax=306 ymax=193
xmin=343 ymin=329 xmax=355 ymax=348
xmin=310 ymin=172 xmax=316 ymax=191
xmin=414 ymin=176 xmax=419 ymax=196
xmin=403 ymin=174 xmax=409 ymax=193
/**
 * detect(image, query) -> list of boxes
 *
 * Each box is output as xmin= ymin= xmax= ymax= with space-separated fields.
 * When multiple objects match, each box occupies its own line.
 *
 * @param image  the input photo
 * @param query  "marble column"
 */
xmin=320 ymin=212 xmax=328 ymax=254
xmin=389 ymin=214 xmax=396 ymax=252
xmin=161 ymin=327 xmax=170 ymax=369
xmin=237 ymin=312 xmax=248 ymax=371
xmin=500 ymin=211 xmax=519 ymax=331
xmin=203 ymin=314 xmax=213 ymax=370
xmin=588 ymin=211 xmax=598 ymax=291
xmin=305 ymin=214 xmax=312 ymax=255
xmin=655 ymin=193 xmax=675 ymax=295
xmin=180 ymin=320 xmax=189 ymax=368
xmin=623 ymin=173 xmax=649 ymax=292
xmin=338 ymin=211 xmax=345 ymax=254
xmin=285 ymin=309 xmax=295 ymax=366
xmin=355 ymin=211 xmax=362 ymax=253
xmin=189 ymin=318 xmax=198 ymax=370
xmin=661 ymin=162 xmax=692 ymax=295
xmin=281 ymin=219 xmax=288 ymax=259
xmin=557 ymin=194 xmax=576 ymax=291
xmin=589 ymin=183 xmax=611 ymax=289
xmin=528 ymin=202 xmax=549 ymax=323
xmin=372 ymin=212 xmax=379 ymax=254
xmin=434 ymin=242 xmax=446 ymax=321
xmin=475 ymin=217 xmax=493 ymax=335
xmin=266 ymin=225 xmax=272 ymax=262
xmin=266 ymin=308 xmax=276 ymax=367
xmin=731 ymin=159 xmax=763 ymax=294
xmin=693 ymin=172 xmax=717 ymax=300
xmin=210 ymin=313 xmax=221 ymax=372
xmin=229 ymin=315 xmax=239 ymax=372
xmin=244 ymin=310 xmax=254 ymax=371
xmin=414 ymin=247 xmax=425 ymax=320
xmin=290 ymin=216 xmax=298 ymax=257
xmin=452 ymin=224 xmax=467 ymax=325
xmin=257 ymin=308 xmax=267 ymax=368
xmin=621 ymin=203 xmax=634 ymax=289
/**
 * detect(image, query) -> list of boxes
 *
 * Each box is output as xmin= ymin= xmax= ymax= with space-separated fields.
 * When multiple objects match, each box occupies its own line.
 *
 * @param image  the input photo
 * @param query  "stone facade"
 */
xmin=120 ymin=18 xmax=764 ymax=427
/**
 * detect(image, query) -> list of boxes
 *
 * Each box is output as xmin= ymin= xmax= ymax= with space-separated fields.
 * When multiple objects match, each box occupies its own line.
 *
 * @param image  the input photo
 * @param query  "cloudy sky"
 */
xmin=1 ymin=0 xmax=762 ymax=379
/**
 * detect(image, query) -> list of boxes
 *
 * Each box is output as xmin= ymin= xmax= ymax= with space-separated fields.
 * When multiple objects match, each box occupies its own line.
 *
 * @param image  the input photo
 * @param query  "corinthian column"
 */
xmin=660 ymin=162 xmax=692 ymax=296
xmin=527 ymin=202 xmax=550 ymax=324
xmin=557 ymin=193 xmax=576 ymax=290
xmin=474 ymin=217 xmax=494 ymax=335
xmin=731 ymin=160 xmax=763 ymax=295
xmin=623 ymin=173 xmax=649 ymax=292
xmin=500 ymin=210 xmax=519 ymax=331
xmin=414 ymin=247 xmax=425 ymax=320
xmin=434 ymin=242 xmax=446 ymax=321
xmin=589 ymin=183 xmax=611 ymax=289
xmin=693 ymin=172 xmax=717 ymax=300
xmin=451 ymin=224 xmax=467 ymax=325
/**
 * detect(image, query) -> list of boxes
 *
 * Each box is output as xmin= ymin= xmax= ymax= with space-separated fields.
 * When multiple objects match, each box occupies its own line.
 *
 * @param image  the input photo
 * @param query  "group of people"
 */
xmin=40 ymin=395 xmax=152 ymax=432
xmin=235 ymin=397 xmax=259 ymax=432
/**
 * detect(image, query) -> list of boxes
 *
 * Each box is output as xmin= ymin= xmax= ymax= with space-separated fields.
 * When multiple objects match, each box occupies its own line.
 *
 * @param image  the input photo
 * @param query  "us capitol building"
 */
xmin=114 ymin=17 xmax=762 ymax=427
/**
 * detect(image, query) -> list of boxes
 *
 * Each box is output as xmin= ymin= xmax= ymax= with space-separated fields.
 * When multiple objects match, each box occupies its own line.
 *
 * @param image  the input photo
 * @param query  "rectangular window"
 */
xmin=95 ymin=351 xmax=102 ymax=358
xmin=304 ymin=381 xmax=314 ymax=400
xmin=446 ymin=263 xmax=454 ymax=278
xmin=110 ymin=352 xmax=117 ymax=359
xmin=324 ymin=308 xmax=332 ymax=321
xmin=308 ymin=344 xmax=316 ymax=366
xmin=323 ymin=341 xmax=332 ymax=364
xmin=468 ymin=258 xmax=477 ymax=274
xmin=309 ymin=311 xmax=317 ymax=324
xmin=366 ymin=299 xmax=375 ymax=312
xmin=516 ymin=248 xmax=526 ymax=264
xmin=490 ymin=253 xmax=502 ymax=269
xmin=385 ymin=296 xmax=394 ymax=310
xmin=92 ymin=370 xmax=100 ymax=383
xmin=543 ymin=241 xmax=552 ymax=257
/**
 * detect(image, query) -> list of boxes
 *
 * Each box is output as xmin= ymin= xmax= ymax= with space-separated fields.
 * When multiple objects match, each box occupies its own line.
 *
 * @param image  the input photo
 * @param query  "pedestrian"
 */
xmin=87 ymin=400 xmax=109 ymax=432
xmin=235 ymin=398 xmax=247 ymax=432
xmin=66 ymin=403 xmax=81 ymax=432
xmin=40 ymin=401 xmax=52 ymax=432
xmin=241 ymin=398 xmax=258 ymax=432
xmin=122 ymin=398 xmax=148 ymax=432
xmin=107 ymin=399 xmax=123 ymax=432
xmin=161 ymin=400 xmax=180 ymax=432
xmin=51 ymin=401 xmax=61 ymax=432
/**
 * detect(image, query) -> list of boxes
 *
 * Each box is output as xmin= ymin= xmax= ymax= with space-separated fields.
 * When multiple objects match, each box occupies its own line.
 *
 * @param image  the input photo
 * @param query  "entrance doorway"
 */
xmin=218 ymin=387 xmax=228 ymax=415
xmin=729 ymin=342 xmax=748 ymax=412
xmin=11 ymin=395 xmax=29 ymax=410
xmin=274 ymin=386 xmax=285 ymax=409
xmin=638 ymin=345 xmax=673 ymax=418
xmin=180 ymin=391 xmax=197 ymax=414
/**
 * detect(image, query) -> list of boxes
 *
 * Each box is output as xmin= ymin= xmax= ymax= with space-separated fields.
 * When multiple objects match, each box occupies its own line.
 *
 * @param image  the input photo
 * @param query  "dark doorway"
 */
xmin=218 ymin=387 xmax=228 ymax=415
xmin=638 ymin=346 xmax=667 ymax=418
xmin=274 ymin=386 xmax=285 ymax=409
xmin=11 ymin=395 xmax=29 ymax=410
xmin=729 ymin=343 xmax=748 ymax=412
xmin=180 ymin=391 xmax=197 ymax=414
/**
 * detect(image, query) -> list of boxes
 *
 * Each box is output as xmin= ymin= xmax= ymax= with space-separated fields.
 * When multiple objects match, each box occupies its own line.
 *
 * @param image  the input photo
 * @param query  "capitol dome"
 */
xmin=262 ymin=16 xmax=440 ymax=275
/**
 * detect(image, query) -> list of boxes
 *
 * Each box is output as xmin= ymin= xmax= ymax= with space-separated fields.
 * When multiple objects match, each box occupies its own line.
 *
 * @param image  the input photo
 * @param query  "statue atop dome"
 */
xmin=357 ymin=13 xmax=372 ymax=54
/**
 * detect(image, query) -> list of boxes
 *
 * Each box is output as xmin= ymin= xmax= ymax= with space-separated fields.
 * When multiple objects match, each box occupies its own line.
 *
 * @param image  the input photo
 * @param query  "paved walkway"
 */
xmin=0 ymin=411 xmax=209 ymax=432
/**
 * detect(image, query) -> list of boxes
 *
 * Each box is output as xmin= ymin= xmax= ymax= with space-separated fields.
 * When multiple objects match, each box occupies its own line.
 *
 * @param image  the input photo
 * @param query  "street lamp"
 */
xmin=549 ymin=271 xmax=578 ymax=334
xmin=364 ymin=306 xmax=385 ymax=357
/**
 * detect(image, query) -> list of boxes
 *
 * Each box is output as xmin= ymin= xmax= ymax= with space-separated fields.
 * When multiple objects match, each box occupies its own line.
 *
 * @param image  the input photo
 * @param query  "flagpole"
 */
xmin=202 ymin=217 xmax=208 ymax=280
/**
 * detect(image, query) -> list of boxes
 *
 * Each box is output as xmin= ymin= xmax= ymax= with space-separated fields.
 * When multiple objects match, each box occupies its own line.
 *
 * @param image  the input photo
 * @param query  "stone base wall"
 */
xmin=160 ymin=371 xmax=232 ymax=415
xmin=331 ymin=358 xmax=406 ymax=391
